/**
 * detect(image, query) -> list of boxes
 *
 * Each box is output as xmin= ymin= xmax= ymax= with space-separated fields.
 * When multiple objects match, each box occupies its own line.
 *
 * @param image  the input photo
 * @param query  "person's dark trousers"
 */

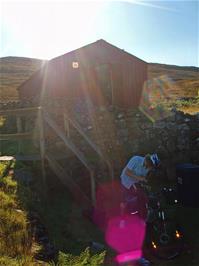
xmin=121 ymin=184 xmax=149 ymax=220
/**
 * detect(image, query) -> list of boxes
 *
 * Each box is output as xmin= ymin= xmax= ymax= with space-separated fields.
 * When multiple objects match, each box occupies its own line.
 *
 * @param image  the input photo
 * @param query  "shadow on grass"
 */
xmin=15 ymin=162 xmax=107 ymax=263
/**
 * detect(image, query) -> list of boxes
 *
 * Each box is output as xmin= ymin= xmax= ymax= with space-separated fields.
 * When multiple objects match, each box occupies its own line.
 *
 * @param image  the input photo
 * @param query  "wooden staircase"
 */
xmin=0 ymin=106 xmax=114 ymax=207
xmin=43 ymin=109 xmax=114 ymax=206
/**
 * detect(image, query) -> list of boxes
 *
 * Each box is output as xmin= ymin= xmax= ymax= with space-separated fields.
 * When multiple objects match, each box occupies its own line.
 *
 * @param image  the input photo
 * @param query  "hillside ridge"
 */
xmin=0 ymin=56 xmax=198 ymax=101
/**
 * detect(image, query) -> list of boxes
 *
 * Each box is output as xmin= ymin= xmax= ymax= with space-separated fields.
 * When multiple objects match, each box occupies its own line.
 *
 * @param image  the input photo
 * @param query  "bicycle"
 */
xmin=92 ymin=180 xmax=184 ymax=264
xmin=135 ymin=185 xmax=184 ymax=260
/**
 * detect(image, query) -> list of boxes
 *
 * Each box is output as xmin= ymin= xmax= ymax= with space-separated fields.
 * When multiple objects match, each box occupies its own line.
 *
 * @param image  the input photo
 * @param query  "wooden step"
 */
xmin=0 ymin=156 xmax=15 ymax=161
xmin=13 ymin=151 xmax=75 ymax=161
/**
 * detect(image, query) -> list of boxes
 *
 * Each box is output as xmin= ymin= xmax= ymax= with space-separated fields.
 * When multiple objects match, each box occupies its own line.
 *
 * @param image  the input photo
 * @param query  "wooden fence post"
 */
xmin=38 ymin=108 xmax=46 ymax=186
xmin=16 ymin=115 xmax=22 ymax=154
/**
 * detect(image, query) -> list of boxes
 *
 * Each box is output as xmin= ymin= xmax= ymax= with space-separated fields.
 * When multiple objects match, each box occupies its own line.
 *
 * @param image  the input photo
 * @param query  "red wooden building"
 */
xmin=18 ymin=40 xmax=147 ymax=109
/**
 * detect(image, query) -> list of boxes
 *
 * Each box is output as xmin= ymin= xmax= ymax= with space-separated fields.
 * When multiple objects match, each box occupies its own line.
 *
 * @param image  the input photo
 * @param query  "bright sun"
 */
xmin=2 ymin=1 xmax=105 ymax=59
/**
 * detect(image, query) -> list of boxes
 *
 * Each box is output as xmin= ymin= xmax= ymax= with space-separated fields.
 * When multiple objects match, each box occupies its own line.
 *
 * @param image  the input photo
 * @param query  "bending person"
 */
xmin=120 ymin=154 xmax=159 ymax=219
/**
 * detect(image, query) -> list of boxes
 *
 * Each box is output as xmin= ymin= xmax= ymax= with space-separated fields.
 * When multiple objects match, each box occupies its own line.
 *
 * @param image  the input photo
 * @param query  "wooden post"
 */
xmin=24 ymin=117 xmax=30 ymax=132
xmin=63 ymin=112 xmax=70 ymax=138
xmin=110 ymin=65 xmax=114 ymax=106
xmin=16 ymin=116 xmax=22 ymax=154
xmin=90 ymin=170 xmax=96 ymax=206
xmin=108 ymin=162 xmax=114 ymax=180
xmin=38 ymin=108 xmax=46 ymax=187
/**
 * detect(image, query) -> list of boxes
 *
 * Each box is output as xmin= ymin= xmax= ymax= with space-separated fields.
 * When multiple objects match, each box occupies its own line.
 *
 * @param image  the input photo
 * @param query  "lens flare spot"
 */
xmin=176 ymin=230 xmax=181 ymax=238
xmin=105 ymin=214 xmax=146 ymax=254
xmin=116 ymin=250 xmax=142 ymax=264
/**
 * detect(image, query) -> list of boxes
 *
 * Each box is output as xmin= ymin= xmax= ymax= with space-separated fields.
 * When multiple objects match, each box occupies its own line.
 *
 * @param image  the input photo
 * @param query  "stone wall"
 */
xmin=1 ymin=100 xmax=199 ymax=180
xmin=71 ymin=105 xmax=199 ymax=179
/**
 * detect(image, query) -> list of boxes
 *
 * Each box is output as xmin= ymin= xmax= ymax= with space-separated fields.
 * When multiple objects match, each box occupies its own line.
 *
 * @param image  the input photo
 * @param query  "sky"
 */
xmin=0 ymin=0 xmax=198 ymax=66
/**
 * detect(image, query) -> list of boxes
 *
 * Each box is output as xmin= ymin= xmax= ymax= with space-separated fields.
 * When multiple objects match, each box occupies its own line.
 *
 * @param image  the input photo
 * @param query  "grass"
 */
xmin=148 ymin=64 xmax=199 ymax=94
xmin=13 ymin=163 xmax=107 ymax=265
xmin=0 ymin=160 xmax=36 ymax=264
xmin=0 ymin=175 xmax=18 ymax=194
xmin=28 ymin=170 xmax=104 ymax=255
xmin=145 ymin=96 xmax=199 ymax=117
xmin=179 ymin=106 xmax=199 ymax=114
xmin=1 ymin=158 xmax=199 ymax=265
xmin=0 ymin=208 xmax=29 ymax=256
xmin=174 ymin=97 xmax=199 ymax=114
xmin=173 ymin=97 xmax=199 ymax=107
xmin=0 ymin=161 xmax=10 ymax=176
xmin=0 ymin=116 xmax=6 ymax=127
xmin=0 ymin=191 xmax=16 ymax=209
xmin=49 ymin=248 xmax=106 ymax=266
xmin=21 ymin=164 xmax=199 ymax=266
xmin=169 ymin=97 xmax=199 ymax=114
xmin=0 ymin=255 xmax=38 ymax=266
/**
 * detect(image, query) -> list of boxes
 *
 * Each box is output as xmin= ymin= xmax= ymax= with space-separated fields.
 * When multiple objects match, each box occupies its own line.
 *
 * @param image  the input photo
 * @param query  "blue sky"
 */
xmin=1 ymin=0 xmax=198 ymax=66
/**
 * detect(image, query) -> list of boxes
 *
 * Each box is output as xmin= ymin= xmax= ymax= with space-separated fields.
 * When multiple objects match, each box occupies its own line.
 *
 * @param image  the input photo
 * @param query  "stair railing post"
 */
xmin=63 ymin=112 xmax=70 ymax=138
xmin=107 ymin=161 xmax=114 ymax=180
xmin=90 ymin=170 xmax=96 ymax=206
xmin=38 ymin=107 xmax=46 ymax=187
xmin=16 ymin=115 xmax=22 ymax=154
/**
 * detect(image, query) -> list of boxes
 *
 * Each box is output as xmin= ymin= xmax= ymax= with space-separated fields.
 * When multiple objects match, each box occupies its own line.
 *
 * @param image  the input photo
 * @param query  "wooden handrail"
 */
xmin=43 ymin=111 xmax=94 ymax=172
xmin=0 ymin=106 xmax=41 ymax=116
xmin=44 ymin=111 xmax=97 ymax=204
xmin=0 ymin=132 xmax=33 ymax=140
xmin=63 ymin=110 xmax=114 ymax=179
xmin=65 ymin=113 xmax=104 ymax=157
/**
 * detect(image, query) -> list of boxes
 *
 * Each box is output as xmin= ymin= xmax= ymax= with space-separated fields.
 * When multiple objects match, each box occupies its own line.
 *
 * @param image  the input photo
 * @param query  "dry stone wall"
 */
xmin=71 ymin=105 xmax=199 ymax=179
xmin=1 ymin=100 xmax=198 ymax=180
xmin=75 ymin=108 xmax=198 ymax=156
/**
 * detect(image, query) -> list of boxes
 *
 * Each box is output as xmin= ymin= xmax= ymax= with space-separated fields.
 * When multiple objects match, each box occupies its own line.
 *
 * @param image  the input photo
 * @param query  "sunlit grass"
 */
xmin=0 ymin=116 xmax=6 ymax=127
xmin=0 ymin=208 xmax=30 ymax=256
xmin=0 ymin=191 xmax=16 ymax=209
xmin=169 ymin=97 xmax=199 ymax=114
xmin=0 ymin=175 xmax=18 ymax=194
xmin=0 ymin=160 xmax=34 ymax=262
xmin=0 ymin=161 xmax=9 ymax=176
xmin=0 ymin=255 xmax=38 ymax=266
xmin=49 ymin=248 xmax=106 ymax=266
xmin=180 ymin=107 xmax=199 ymax=114
xmin=177 ymin=99 xmax=199 ymax=114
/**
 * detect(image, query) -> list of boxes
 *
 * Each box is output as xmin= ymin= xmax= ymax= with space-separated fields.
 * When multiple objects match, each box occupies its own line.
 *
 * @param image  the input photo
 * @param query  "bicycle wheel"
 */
xmin=147 ymin=219 xmax=184 ymax=260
